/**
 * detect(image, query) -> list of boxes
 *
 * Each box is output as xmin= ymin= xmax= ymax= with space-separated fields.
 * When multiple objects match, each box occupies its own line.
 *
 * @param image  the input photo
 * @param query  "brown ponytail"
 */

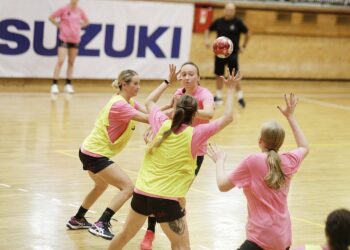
xmin=148 ymin=95 xmax=197 ymax=153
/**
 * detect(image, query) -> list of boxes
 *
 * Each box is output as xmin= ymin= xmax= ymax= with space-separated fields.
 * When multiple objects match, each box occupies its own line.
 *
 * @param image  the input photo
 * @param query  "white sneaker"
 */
xmin=64 ymin=84 xmax=74 ymax=93
xmin=51 ymin=84 xmax=59 ymax=94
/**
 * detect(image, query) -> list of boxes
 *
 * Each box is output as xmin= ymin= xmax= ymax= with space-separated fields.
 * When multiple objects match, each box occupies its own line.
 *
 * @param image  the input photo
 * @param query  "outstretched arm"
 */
xmin=145 ymin=64 xmax=177 ymax=113
xmin=278 ymin=93 xmax=309 ymax=157
xmin=196 ymin=102 xmax=215 ymax=120
xmin=207 ymin=144 xmax=235 ymax=192
xmin=131 ymin=111 xmax=149 ymax=124
xmin=213 ymin=69 xmax=243 ymax=131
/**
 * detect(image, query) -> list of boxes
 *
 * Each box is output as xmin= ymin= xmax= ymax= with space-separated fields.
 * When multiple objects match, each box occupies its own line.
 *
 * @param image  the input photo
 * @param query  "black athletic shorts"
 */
xmin=237 ymin=240 xmax=290 ymax=250
xmin=131 ymin=192 xmax=185 ymax=223
xmin=194 ymin=155 xmax=204 ymax=176
xmin=59 ymin=39 xmax=79 ymax=49
xmin=79 ymin=149 xmax=114 ymax=174
xmin=214 ymin=53 xmax=238 ymax=76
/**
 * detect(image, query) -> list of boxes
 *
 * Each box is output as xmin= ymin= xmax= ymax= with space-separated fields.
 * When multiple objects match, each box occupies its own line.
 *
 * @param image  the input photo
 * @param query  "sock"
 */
xmin=52 ymin=79 xmax=58 ymax=85
xmin=147 ymin=216 xmax=156 ymax=232
xmin=216 ymin=90 xmax=222 ymax=98
xmin=237 ymin=90 xmax=244 ymax=100
xmin=65 ymin=79 xmax=72 ymax=85
xmin=75 ymin=206 xmax=88 ymax=219
xmin=98 ymin=207 xmax=115 ymax=223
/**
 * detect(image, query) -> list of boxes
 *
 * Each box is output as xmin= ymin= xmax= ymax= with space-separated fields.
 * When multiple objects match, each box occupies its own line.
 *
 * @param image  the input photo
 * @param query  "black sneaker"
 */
xmin=88 ymin=221 xmax=114 ymax=240
xmin=238 ymin=98 xmax=246 ymax=108
xmin=214 ymin=96 xmax=223 ymax=102
xmin=66 ymin=216 xmax=92 ymax=230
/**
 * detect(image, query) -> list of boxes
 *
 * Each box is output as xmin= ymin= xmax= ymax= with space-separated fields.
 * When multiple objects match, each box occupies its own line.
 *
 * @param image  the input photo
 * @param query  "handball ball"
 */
xmin=212 ymin=36 xmax=233 ymax=58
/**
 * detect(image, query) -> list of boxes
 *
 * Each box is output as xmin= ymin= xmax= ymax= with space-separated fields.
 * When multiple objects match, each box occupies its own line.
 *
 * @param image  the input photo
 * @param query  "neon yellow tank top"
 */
xmin=83 ymin=95 xmax=136 ymax=158
xmin=136 ymin=120 xmax=196 ymax=198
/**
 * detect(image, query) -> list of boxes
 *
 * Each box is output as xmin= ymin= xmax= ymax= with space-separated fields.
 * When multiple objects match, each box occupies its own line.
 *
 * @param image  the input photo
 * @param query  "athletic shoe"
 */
xmin=214 ymin=96 xmax=222 ymax=102
xmin=66 ymin=216 xmax=92 ymax=230
xmin=238 ymin=98 xmax=246 ymax=108
xmin=88 ymin=221 xmax=114 ymax=240
xmin=64 ymin=84 xmax=74 ymax=94
xmin=50 ymin=84 xmax=59 ymax=94
xmin=140 ymin=230 xmax=155 ymax=250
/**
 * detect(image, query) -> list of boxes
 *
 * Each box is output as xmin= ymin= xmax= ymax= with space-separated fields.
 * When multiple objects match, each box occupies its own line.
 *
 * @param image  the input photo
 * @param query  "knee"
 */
xmin=121 ymin=183 xmax=134 ymax=197
xmin=68 ymin=60 xmax=75 ymax=67
xmin=57 ymin=60 xmax=64 ymax=67
xmin=94 ymin=183 xmax=108 ymax=193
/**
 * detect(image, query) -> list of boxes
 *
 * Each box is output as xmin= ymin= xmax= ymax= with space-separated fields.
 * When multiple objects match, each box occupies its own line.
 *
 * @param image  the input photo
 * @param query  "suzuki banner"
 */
xmin=0 ymin=0 xmax=194 ymax=79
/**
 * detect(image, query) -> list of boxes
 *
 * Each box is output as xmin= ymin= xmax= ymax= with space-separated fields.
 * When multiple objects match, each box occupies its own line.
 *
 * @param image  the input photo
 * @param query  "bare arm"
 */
xmin=131 ymin=111 xmax=149 ymax=124
xmin=278 ymin=93 xmax=310 ymax=157
xmin=49 ymin=16 xmax=59 ymax=28
xmin=81 ymin=19 xmax=90 ymax=29
xmin=145 ymin=64 xmax=177 ymax=112
xmin=212 ymin=69 xmax=242 ymax=131
xmin=136 ymin=104 xmax=148 ymax=114
xmin=240 ymin=31 xmax=251 ymax=52
xmin=196 ymin=102 xmax=214 ymax=120
xmin=207 ymin=144 xmax=235 ymax=192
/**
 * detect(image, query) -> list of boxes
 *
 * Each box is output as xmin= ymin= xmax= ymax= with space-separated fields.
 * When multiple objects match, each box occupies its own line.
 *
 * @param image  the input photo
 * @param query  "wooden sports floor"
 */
xmin=0 ymin=80 xmax=349 ymax=250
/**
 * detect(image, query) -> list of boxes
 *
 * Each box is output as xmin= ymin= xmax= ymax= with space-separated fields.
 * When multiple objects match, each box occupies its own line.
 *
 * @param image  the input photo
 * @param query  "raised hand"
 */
xmin=277 ymin=93 xmax=298 ymax=118
xmin=220 ymin=68 xmax=242 ymax=90
xmin=168 ymin=64 xmax=178 ymax=84
xmin=207 ymin=143 xmax=226 ymax=164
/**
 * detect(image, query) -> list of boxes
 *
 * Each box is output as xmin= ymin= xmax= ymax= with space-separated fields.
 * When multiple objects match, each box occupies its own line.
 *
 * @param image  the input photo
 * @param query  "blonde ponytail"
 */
xmin=260 ymin=120 xmax=286 ymax=190
xmin=112 ymin=69 xmax=138 ymax=92
xmin=265 ymin=150 xmax=286 ymax=189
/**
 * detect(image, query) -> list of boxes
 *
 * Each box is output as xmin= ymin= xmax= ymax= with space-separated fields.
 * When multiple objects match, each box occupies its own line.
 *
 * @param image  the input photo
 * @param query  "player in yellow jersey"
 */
xmin=141 ymin=62 xmax=215 ymax=250
xmin=66 ymin=70 xmax=149 ymax=240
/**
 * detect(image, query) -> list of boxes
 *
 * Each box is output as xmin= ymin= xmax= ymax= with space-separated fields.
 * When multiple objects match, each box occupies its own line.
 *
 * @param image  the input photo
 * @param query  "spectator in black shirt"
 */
xmin=205 ymin=2 xmax=251 ymax=108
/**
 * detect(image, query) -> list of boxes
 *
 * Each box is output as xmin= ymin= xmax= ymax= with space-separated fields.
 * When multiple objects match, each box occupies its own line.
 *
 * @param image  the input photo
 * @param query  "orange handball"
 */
xmin=212 ymin=36 xmax=233 ymax=58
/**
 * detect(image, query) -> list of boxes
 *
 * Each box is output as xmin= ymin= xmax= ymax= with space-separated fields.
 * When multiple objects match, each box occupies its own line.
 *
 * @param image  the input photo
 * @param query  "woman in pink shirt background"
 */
xmin=141 ymin=62 xmax=216 ymax=250
xmin=208 ymin=93 xmax=310 ymax=250
xmin=49 ymin=0 xmax=89 ymax=94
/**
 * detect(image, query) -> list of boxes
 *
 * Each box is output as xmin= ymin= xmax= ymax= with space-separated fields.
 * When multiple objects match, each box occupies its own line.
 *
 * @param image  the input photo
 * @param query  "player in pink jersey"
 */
xmin=207 ymin=93 xmax=310 ymax=250
xmin=49 ymin=0 xmax=89 ymax=94
xmin=66 ymin=70 xmax=149 ymax=240
xmin=140 ymin=62 xmax=215 ymax=250
xmin=292 ymin=209 xmax=350 ymax=250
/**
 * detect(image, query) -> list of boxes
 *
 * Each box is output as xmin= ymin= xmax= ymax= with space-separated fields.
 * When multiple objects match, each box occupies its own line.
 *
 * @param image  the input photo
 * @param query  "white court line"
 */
xmin=0 ymin=183 xmax=11 ymax=188
xmin=68 ymin=203 xmax=79 ymax=208
xmin=300 ymin=97 xmax=350 ymax=111
xmin=35 ymin=193 xmax=45 ymax=197
xmin=51 ymin=198 xmax=62 ymax=204
xmin=17 ymin=188 xmax=29 ymax=192
xmin=195 ymin=245 xmax=211 ymax=250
